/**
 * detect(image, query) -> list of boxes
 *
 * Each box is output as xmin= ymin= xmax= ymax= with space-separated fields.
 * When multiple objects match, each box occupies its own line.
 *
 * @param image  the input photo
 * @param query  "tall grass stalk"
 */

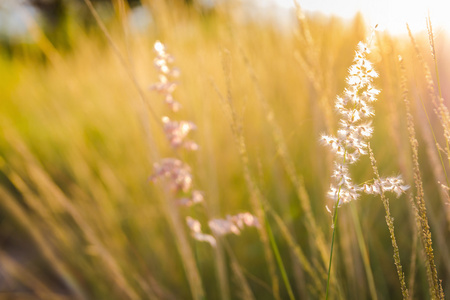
xmin=82 ymin=0 xmax=161 ymax=135
xmin=407 ymin=24 xmax=450 ymax=270
xmin=399 ymin=55 xmax=445 ymax=300
xmin=407 ymin=194 xmax=419 ymax=300
xmin=265 ymin=216 xmax=296 ymax=300
xmin=240 ymin=47 xmax=329 ymax=268
xmin=199 ymin=75 xmax=231 ymax=300
xmin=426 ymin=16 xmax=450 ymax=227
xmin=368 ymin=145 xmax=409 ymax=299
xmin=293 ymin=0 xmax=334 ymax=135
xmin=208 ymin=50 xmax=302 ymax=299
xmin=407 ymin=25 xmax=450 ymax=194
xmin=269 ymin=210 xmax=324 ymax=297
xmin=426 ymin=15 xmax=443 ymax=102
xmin=220 ymin=240 xmax=256 ymax=300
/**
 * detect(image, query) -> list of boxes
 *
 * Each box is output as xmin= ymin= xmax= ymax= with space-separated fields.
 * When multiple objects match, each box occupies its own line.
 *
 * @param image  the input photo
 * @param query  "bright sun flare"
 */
xmin=276 ymin=0 xmax=449 ymax=35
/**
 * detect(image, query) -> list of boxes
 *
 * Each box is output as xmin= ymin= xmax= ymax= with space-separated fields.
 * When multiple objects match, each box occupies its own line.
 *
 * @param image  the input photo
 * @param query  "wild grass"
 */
xmin=0 ymin=1 xmax=449 ymax=299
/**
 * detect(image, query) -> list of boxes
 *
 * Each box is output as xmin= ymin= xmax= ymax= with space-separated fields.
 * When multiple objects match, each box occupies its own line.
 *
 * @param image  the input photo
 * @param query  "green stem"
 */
xmin=350 ymin=203 xmax=378 ymax=300
xmin=325 ymin=202 xmax=339 ymax=300
xmin=265 ymin=216 xmax=296 ymax=300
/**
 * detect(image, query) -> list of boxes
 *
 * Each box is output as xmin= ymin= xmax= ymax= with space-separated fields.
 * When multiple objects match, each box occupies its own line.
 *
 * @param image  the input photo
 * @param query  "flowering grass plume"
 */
xmin=321 ymin=41 xmax=408 ymax=207
xmin=149 ymin=41 xmax=258 ymax=247
xmin=150 ymin=41 xmax=182 ymax=112
xmin=149 ymin=41 xmax=202 ymax=207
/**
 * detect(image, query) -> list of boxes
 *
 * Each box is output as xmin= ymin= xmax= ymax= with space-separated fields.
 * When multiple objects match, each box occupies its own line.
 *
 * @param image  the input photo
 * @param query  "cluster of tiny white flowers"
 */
xmin=362 ymin=176 xmax=410 ymax=198
xmin=185 ymin=213 xmax=260 ymax=247
xmin=177 ymin=190 xmax=204 ymax=207
xmin=186 ymin=217 xmax=217 ymax=247
xmin=322 ymin=41 xmax=408 ymax=206
xmin=149 ymin=41 xmax=258 ymax=246
xmin=162 ymin=116 xmax=199 ymax=150
xmin=149 ymin=158 xmax=193 ymax=193
xmin=209 ymin=213 xmax=260 ymax=236
xmin=150 ymin=41 xmax=182 ymax=112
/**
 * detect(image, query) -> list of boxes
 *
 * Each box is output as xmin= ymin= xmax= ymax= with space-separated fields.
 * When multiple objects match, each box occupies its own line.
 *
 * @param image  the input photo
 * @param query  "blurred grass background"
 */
xmin=0 ymin=0 xmax=449 ymax=299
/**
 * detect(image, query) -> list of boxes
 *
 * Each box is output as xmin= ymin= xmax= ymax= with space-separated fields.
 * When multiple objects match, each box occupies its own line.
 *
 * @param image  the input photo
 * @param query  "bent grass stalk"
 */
xmin=217 ymin=51 xmax=282 ymax=300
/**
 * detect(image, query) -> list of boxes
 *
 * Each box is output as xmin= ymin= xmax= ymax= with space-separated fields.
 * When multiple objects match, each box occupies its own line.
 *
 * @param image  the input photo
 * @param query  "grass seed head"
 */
xmin=323 ymin=39 xmax=407 ymax=207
